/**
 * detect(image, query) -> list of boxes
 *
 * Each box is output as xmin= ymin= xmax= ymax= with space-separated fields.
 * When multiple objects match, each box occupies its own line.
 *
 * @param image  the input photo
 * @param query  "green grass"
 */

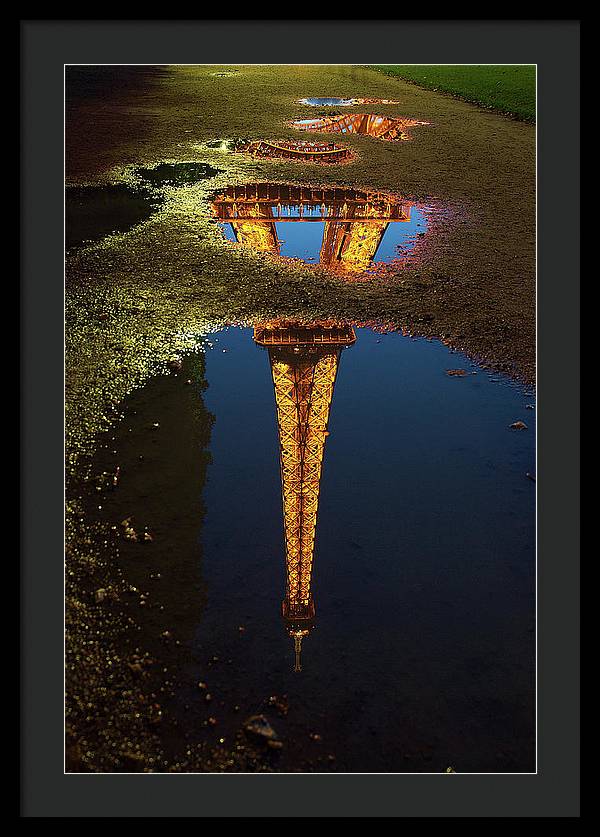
xmin=369 ymin=65 xmax=536 ymax=122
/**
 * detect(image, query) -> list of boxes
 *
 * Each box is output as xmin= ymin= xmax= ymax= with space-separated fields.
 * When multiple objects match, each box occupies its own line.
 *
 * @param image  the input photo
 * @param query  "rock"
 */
xmin=510 ymin=420 xmax=528 ymax=430
xmin=446 ymin=369 xmax=467 ymax=377
xmin=94 ymin=588 xmax=107 ymax=603
xmin=243 ymin=714 xmax=281 ymax=746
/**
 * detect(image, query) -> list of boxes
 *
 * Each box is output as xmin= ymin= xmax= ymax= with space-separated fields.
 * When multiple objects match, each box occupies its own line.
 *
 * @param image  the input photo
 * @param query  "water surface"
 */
xmin=65 ymin=184 xmax=161 ymax=249
xmin=183 ymin=326 xmax=534 ymax=771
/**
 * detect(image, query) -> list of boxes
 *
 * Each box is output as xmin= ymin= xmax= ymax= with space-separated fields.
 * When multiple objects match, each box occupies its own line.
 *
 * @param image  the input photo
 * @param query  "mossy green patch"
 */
xmin=369 ymin=65 xmax=536 ymax=122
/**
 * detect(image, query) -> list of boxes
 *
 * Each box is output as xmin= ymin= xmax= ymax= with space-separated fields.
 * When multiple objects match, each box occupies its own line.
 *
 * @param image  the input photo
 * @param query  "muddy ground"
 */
xmin=65 ymin=65 xmax=535 ymax=772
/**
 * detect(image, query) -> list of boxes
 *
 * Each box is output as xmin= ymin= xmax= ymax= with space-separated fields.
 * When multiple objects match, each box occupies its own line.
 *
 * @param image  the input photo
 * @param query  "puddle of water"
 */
xmin=202 ymin=324 xmax=535 ymax=771
xmin=299 ymin=97 xmax=400 ymax=106
xmin=210 ymin=71 xmax=239 ymax=77
xmin=212 ymin=183 xmax=430 ymax=276
xmin=291 ymin=113 xmax=430 ymax=142
xmin=89 ymin=323 xmax=535 ymax=772
xmin=65 ymin=184 xmax=162 ymax=249
xmin=136 ymin=162 xmax=220 ymax=187
xmin=234 ymin=139 xmax=353 ymax=165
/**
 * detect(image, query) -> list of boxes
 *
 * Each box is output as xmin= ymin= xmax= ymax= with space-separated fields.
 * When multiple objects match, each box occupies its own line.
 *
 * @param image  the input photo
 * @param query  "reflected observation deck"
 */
xmin=234 ymin=138 xmax=353 ymax=164
xmin=254 ymin=321 xmax=356 ymax=671
xmin=291 ymin=113 xmax=430 ymax=142
xmin=212 ymin=183 xmax=413 ymax=275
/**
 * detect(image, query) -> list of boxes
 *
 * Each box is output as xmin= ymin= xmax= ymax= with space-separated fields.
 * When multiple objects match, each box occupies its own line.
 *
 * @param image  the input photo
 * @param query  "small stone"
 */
xmin=243 ymin=714 xmax=280 ymax=745
xmin=94 ymin=588 xmax=107 ymax=603
xmin=510 ymin=421 xmax=528 ymax=430
xmin=446 ymin=369 xmax=467 ymax=377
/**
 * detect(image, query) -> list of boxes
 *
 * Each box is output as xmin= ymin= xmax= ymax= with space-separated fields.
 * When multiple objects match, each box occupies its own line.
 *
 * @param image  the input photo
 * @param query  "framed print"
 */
xmin=21 ymin=20 xmax=579 ymax=818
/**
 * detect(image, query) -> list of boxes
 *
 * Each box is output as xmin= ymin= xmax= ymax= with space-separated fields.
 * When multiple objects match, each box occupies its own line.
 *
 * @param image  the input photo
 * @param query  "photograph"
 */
xmin=64 ymin=62 xmax=538 ymax=775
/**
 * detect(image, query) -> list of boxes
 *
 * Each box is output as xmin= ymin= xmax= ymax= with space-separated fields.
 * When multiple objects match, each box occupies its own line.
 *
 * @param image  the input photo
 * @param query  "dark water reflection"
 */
xmin=65 ymin=184 xmax=161 ymax=249
xmin=291 ymin=113 xmax=430 ymax=142
xmin=194 ymin=325 xmax=535 ymax=772
xmin=88 ymin=322 xmax=535 ymax=772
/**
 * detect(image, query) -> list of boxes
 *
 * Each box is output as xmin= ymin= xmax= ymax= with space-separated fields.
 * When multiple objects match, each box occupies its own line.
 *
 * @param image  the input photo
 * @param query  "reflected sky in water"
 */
xmin=192 ymin=324 xmax=535 ymax=771
xmin=220 ymin=206 xmax=428 ymax=268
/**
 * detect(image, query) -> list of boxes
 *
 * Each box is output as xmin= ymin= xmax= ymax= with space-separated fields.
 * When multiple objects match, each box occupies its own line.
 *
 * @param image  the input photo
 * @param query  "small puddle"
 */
xmin=136 ymin=162 xmax=221 ymax=187
xmin=299 ymin=97 xmax=399 ymax=106
xmin=234 ymin=139 xmax=354 ymax=165
xmin=291 ymin=113 xmax=430 ymax=142
xmin=65 ymin=184 xmax=162 ymax=250
xmin=212 ymin=183 xmax=430 ymax=276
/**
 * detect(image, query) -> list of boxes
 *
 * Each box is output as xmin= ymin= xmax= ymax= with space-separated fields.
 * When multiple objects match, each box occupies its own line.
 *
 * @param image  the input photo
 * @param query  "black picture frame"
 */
xmin=21 ymin=19 xmax=579 ymax=817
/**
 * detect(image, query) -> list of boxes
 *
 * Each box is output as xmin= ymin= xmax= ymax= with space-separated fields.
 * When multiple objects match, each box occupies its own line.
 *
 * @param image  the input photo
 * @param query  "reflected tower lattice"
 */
xmin=254 ymin=322 xmax=356 ymax=670
xmin=212 ymin=184 xmax=413 ymax=275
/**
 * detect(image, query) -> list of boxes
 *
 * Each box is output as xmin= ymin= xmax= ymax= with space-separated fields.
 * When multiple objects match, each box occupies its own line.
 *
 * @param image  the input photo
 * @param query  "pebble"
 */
xmin=509 ymin=420 xmax=528 ymax=430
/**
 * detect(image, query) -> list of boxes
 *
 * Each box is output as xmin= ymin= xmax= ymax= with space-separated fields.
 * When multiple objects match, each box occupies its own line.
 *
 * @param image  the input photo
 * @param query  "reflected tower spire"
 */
xmin=254 ymin=322 xmax=356 ymax=670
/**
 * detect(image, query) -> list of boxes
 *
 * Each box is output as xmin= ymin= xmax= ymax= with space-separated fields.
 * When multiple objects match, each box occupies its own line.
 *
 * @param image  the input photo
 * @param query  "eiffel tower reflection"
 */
xmin=254 ymin=321 xmax=356 ymax=671
xmin=212 ymin=183 xmax=413 ymax=276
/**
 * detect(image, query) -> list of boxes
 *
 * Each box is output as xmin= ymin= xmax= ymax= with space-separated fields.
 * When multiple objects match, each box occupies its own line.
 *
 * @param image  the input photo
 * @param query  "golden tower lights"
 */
xmin=254 ymin=321 xmax=356 ymax=671
xmin=211 ymin=183 xmax=413 ymax=276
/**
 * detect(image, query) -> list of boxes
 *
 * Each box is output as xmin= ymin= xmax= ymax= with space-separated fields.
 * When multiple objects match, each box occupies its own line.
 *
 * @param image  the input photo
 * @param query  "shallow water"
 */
xmin=212 ymin=182 xmax=428 ymax=276
xmin=299 ymin=98 xmax=400 ymax=107
xmin=90 ymin=324 xmax=535 ymax=772
xmin=136 ymin=162 xmax=220 ymax=187
xmin=292 ymin=113 xmax=429 ymax=142
xmin=65 ymin=184 xmax=161 ymax=249
xmin=300 ymin=97 xmax=356 ymax=106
